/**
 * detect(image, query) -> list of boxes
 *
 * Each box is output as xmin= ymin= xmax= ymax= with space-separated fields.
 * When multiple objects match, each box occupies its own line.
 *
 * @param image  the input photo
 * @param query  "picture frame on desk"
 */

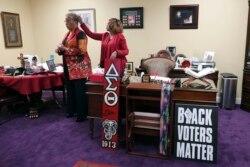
xmin=141 ymin=74 xmax=150 ymax=83
xmin=120 ymin=7 xmax=143 ymax=29
xmin=46 ymin=59 xmax=56 ymax=72
xmin=203 ymin=51 xmax=215 ymax=62
xmin=166 ymin=46 xmax=176 ymax=57
xmin=170 ymin=5 xmax=199 ymax=29
xmin=0 ymin=66 xmax=4 ymax=75
xmin=1 ymin=12 xmax=22 ymax=47
xmin=126 ymin=62 xmax=134 ymax=73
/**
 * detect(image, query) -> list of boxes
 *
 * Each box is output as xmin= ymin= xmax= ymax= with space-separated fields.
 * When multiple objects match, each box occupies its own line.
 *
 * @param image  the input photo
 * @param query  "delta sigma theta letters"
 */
xmin=102 ymin=60 xmax=121 ymax=150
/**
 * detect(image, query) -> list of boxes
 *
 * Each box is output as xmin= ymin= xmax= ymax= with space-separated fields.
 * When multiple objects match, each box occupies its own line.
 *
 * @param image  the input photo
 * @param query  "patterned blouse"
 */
xmin=62 ymin=28 xmax=92 ymax=80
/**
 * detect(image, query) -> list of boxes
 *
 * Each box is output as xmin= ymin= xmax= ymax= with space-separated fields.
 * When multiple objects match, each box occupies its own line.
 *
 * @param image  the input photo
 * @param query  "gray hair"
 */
xmin=65 ymin=13 xmax=78 ymax=22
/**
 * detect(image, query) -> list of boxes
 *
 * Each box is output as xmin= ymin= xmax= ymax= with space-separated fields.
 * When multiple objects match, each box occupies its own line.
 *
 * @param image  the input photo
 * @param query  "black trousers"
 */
xmin=65 ymin=78 xmax=87 ymax=119
xmin=62 ymin=56 xmax=88 ymax=119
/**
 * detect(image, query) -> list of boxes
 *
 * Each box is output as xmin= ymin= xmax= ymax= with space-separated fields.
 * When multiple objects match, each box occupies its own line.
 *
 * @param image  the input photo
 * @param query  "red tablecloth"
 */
xmin=0 ymin=73 xmax=64 ymax=95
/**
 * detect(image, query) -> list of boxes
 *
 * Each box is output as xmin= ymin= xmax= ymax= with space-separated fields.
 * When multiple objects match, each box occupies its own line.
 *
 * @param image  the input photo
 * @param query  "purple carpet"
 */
xmin=0 ymin=91 xmax=249 ymax=167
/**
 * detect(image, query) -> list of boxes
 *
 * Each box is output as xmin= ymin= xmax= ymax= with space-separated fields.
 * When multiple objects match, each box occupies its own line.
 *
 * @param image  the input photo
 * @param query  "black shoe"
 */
xmin=76 ymin=117 xmax=85 ymax=122
xmin=65 ymin=113 xmax=73 ymax=118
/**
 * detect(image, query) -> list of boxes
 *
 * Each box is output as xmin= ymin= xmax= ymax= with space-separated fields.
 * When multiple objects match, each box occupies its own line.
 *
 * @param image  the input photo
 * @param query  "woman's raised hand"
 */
xmin=77 ymin=15 xmax=83 ymax=24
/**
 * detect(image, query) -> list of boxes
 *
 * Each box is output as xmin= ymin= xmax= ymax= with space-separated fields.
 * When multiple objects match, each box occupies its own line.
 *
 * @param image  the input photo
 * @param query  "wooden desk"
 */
xmin=86 ymin=80 xmax=217 ymax=158
xmin=170 ymin=69 xmax=219 ymax=86
xmin=126 ymin=80 xmax=217 ymax=159
xmin=169 ymin=79 xmax=217 ymax=155
xmin=172 ymin=84 xmax=217 ymax=104
xmin=136 ymin=68 xmax=219 ymax=86
xmin=86 ymin=81 xmax=127 ymax=138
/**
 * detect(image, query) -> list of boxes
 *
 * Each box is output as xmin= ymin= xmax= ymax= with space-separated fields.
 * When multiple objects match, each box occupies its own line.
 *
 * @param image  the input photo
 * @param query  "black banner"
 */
xmin=174 ymin=103 xmax=218 ymax=163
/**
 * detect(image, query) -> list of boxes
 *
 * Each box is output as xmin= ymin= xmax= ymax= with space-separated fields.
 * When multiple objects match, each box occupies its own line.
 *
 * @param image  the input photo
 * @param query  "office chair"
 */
xmin=0 ymin=83 xmax=28 ymax=124
xmin=140 ymin=56 xmax=176 ymax=77
xmin=156 ymin=50 xmax=172 ymax=59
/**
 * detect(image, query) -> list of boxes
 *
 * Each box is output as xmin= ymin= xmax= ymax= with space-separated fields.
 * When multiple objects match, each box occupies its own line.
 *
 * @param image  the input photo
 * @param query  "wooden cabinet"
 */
xmin=126 ymin=83 xmax=170 ymax=159
xmin=241 ymin=1 xmax=250 ymax=111
xmin=125 ymin=81 xmax=217 ymax=159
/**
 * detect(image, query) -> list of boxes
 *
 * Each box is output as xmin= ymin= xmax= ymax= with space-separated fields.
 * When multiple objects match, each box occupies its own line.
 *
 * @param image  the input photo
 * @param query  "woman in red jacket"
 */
xmin=78 ymin=17 xmax=129 ymax=75
xmin=56 ymin=13 xmax=92 ymax=122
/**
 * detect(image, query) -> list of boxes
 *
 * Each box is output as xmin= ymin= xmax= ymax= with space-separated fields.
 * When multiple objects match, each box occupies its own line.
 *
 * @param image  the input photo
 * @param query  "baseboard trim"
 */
xmin=216 ymin=96 xmax=241 ymax=105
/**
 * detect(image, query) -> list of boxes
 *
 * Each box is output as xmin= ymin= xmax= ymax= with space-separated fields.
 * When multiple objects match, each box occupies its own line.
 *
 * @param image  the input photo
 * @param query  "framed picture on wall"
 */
xmin=1 ymin=12 xmax=22 ymax=47
xmin=69 ymin=8 xmax=96 ymax=32
xmin=120 ymin=7 xmax=143 ymax=29
xmin=170 ymin=5 xmax=199 ymax=29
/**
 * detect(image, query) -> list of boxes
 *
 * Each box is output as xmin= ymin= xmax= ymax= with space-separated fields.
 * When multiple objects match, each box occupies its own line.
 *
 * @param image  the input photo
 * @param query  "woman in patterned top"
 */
xmin=55 ymin=13 xmax=92 ymax=122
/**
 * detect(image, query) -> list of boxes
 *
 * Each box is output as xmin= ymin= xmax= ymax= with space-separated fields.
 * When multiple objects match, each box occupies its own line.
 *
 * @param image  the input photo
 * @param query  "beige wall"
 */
xmin=0 ymin=0 xmax=35 ymax=65
xmin=0 ymin=0 xmax=248 ymax=102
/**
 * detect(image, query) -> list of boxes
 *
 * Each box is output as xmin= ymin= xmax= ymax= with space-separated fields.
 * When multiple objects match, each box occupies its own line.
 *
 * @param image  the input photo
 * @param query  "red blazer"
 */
xmin=80 ymin=23 xmax=129 ymax=73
